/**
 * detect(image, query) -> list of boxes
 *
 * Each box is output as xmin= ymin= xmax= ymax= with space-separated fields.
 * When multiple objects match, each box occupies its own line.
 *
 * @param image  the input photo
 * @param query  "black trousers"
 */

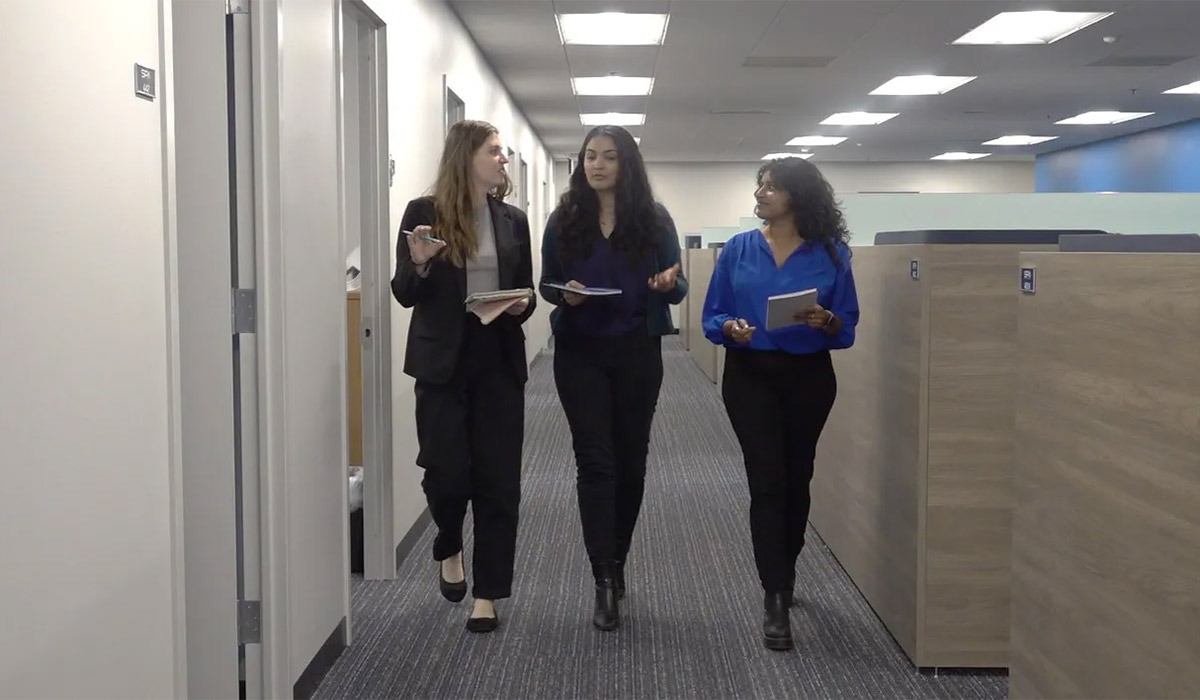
xmin=721 ymin=347 xmax=837 ymax=593
xmin=414 ymin=315 xmax=524 ymax=600
xmin=553 ymin=331 xmax=664 ymax=569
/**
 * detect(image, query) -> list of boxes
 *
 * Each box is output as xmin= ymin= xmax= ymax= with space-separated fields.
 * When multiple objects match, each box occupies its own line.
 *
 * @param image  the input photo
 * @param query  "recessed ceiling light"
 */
xmin=571 ymin=76 xmax=655 ymax=96
xmin=761 ymin=152 xmax=814 ymax=160
xmin=952 ymin=11 xmax=1112 ymax=45
xmin=1055 ymin=111 xmax=1153 ymax=125
xmin=580 ymin=112 xmax=646 ymax=127
xmin=785 ymin=135 xmax=847 ymax=147
xmin=983 ymin=135 xmax=1059 ymax=146
xmin=556 ymin=13 xmax=669 ymax=46
xmin=931 ymin=152 xmax=990 ymax=161
xmin=870 ymin=75 xmax=976 ymax=95
xmin=1164 ymin=80 xmax=1200 ymax=94
xmin=820 ymin=112 xmax=898 ymax=126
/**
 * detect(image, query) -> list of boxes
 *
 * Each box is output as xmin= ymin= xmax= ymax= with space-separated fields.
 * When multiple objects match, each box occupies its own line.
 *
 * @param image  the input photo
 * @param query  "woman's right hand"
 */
xmin=723 ymin=318 xmax=755 ymax=344
xmin=406 ymin=225 xmax=446 ymax=265
xmin=563 ymin=280 xmax=586 ymax=306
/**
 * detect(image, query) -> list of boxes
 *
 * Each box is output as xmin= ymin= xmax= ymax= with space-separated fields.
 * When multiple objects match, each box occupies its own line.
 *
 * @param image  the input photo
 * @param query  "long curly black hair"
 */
xmin=555 ymin=125 xmax=659 ymax=262
xmin=757 ymin=157 xmax=852 ymax=266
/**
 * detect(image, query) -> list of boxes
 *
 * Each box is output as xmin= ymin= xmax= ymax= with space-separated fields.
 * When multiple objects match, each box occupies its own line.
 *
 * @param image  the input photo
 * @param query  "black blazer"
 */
xmin=391 ymin=196 xmax=537 ymax=385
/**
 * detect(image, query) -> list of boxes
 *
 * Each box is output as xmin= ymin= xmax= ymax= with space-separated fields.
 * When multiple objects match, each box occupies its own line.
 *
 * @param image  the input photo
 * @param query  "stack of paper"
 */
xmin=465 ymin=288 xmax=533 ymax=325
xmin=765 ymin=288 xmax=818 ymax=330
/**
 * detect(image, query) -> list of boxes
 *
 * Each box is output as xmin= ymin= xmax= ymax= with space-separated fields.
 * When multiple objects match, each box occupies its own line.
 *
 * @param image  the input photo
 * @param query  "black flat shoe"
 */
xmin=763 ymin=592 xmax=794 ymax=651
xmin=465 ymin=613 xmax=499 ymax=634
xmin=438 ymin=563 xmax=467 ymax=603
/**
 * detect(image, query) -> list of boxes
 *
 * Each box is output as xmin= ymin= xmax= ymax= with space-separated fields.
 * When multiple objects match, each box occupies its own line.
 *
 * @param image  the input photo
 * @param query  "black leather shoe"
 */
xmin=763 ymin=592 xmax=794 ymax=651
xmin=438 ymin=561 xmax=467 ymax=603
xmin=614 ymin=561 xmax=626 ymax=601
xmin=465 ymin=613 xmax=499 ymax=634
xmin=592 ymin=562 xmax=620 ymax=631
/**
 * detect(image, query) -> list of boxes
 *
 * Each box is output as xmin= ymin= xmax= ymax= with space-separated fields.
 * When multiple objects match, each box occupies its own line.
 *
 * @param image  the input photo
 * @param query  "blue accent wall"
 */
xmin=1034 ymin=119 xmax=1200 ymax=193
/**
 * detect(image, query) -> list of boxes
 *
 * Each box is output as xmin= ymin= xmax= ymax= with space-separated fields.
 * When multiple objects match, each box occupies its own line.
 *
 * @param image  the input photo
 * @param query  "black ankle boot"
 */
xmin=592 ymin=562 xmax=620 ymax=631
xmin=613 ymin=561 xmax=626 ymax=601
xmin=763 ymin=592 xmax=794 ymax=651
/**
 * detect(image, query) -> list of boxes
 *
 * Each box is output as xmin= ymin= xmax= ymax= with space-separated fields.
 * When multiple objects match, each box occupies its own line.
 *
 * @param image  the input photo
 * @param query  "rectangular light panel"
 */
xmin=1164 ymin=80 xmax=1200 ymax=95
xmin=931 ymin=152 xmax=990 ymax=161
xmin=983 ymin=135 xmax=1059 ymax=146
xmin=820 ymin=112 xmax=898 ymax=126
xmin=870 ymin=75 xmax=976 ymax=95
xmin=785 ymin=135 xmax=847 ymax=147
xmin=1055 ymin=111 xmax=1153 ymax=125
xmin=557 ymin=13 xmax=669 ymax=46
xmin=761 ymin=153 xmax=814 ymax=160
xmin=572 ymin=76 xmax=655 ymax=96
xmin=952 ymin=11 xmax=1112 ymax=45
xmin=580 ymin=112 xmax=646 ymax=127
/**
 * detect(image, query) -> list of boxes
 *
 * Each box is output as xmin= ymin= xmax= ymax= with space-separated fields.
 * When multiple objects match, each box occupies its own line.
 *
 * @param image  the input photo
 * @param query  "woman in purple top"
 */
xmin=539 ymin=125 xmax=687 ymax=631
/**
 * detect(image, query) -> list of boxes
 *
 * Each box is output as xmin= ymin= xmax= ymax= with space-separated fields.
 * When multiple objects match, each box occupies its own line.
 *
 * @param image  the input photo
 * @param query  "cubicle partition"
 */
xmin=1010 ymin=234 xmax=1200 ymax=699
xmin=686 ymin=247 xmax=719 ymax=382
xmin=680 ymin=234 xmax=702 ymax=350
xmin=811 ymin=229 xmax=1104 ymax=669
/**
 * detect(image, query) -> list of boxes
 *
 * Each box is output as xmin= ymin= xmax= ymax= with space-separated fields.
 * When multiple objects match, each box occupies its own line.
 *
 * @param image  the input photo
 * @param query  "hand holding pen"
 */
xmin=404 ymin=225 xmax=447 ymax=265
xmin=723 ymin=318 xmax=755 ymax=344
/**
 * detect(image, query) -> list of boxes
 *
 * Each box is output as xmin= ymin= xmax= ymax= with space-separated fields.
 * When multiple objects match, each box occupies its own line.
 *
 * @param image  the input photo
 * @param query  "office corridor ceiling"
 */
xmin=446 ymin=0 xmax=1200 ymax=163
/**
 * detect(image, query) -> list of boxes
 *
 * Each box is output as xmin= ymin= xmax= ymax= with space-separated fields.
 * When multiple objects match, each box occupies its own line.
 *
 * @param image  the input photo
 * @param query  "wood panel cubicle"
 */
xmin=687 ymin=247 xmax=719 ymax=382
xmin=1010 ymin=236 xmax=1200 ymax=699
xmin=812 ymin=229 xmax=1102 ymax=669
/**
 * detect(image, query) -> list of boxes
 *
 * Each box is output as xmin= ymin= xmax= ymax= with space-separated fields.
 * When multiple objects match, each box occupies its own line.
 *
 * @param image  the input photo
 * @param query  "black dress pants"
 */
xmin=414 ymin=315 xmax=524 ymax=600
xmin=721 ymin=347 xmax=837 ymax=593
xmin=553 ymin=330 xmax=664 ymax=568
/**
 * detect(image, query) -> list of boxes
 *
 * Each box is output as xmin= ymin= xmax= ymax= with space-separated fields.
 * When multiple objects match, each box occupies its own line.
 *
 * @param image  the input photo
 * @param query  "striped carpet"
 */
xmin=315 ymin=340 xmax=1007 ymax=700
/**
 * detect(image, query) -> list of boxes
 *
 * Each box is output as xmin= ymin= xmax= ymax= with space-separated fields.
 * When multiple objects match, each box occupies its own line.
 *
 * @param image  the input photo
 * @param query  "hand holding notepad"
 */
xmin=465 ymin=288 xmax=533 ymax=325
xmin=765 ymin=288 xmax=819 ymax=331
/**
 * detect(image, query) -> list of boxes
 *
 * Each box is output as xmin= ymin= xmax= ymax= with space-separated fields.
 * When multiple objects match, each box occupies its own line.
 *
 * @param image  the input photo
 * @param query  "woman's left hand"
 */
xmin=505 ymin=297 xmax=530 ymax=316
xmin=648 ymin=263 xmax=681 ymax=292
xmin=794 ymin=303 xmax=833 ymax=329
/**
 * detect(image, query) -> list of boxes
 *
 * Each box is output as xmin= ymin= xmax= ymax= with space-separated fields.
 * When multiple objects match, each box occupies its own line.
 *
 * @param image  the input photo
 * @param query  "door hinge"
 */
xmin=238 ymin=600 xmax=262 ymax=644
xmin=232 ymin=288 xmax=257 ymax=334
xmin=227 ymin=0 xmax=250 ymax=15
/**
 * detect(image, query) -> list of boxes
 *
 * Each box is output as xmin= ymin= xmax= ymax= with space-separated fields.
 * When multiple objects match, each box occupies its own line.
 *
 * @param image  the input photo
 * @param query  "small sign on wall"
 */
xmin=1020 ymin=265 xmax=1036 ymax=294
xmin=910 ymin=259 xmax=920 ymax=280
xmin=135 ymin=64 xmax=156 ymax=100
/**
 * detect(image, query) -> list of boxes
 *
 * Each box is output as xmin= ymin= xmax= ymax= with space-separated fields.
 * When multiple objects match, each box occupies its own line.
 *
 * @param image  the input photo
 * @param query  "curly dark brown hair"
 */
xmin=757 ymin=157 xmax=852 ymax=265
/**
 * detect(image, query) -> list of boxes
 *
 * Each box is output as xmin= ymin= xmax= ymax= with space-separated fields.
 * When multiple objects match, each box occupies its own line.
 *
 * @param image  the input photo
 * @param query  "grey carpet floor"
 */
xmin=315 ymin=340 xmax=1008 ymax=700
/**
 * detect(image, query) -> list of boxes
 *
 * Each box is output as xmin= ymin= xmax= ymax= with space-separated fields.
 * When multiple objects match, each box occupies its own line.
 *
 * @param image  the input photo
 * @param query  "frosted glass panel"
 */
xmin=739 ymin=216 xmax=762 ymax=230
xmin=840 ymin=193 xmax=1200 ymax=246
xmin=699 ymin=225 xmax=741 ymax=246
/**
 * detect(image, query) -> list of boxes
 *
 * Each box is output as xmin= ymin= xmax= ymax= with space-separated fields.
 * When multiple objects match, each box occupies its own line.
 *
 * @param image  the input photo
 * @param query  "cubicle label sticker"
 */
xmin=910 ymin=259 xmax=920 ymax=280
xmin=1020 ymin=266 xmax=1036 ymax=294
xmin=134 ymin=64 xmax=156 ymax=100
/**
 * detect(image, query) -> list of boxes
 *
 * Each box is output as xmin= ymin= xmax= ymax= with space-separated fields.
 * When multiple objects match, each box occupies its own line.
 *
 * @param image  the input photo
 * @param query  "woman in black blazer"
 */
xmin=391 ymin=119 xmax=536 ymax=633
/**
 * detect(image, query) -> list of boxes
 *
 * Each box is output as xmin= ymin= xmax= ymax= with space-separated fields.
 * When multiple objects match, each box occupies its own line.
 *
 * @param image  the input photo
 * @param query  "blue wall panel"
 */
xmin=1034 ymin=119 xmax=1200 ymax=193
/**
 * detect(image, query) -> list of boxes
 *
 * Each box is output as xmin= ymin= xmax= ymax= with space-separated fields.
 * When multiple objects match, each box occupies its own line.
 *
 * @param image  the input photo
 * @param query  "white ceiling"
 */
xmin=446 ymin=0 xmax=1200 ymax=163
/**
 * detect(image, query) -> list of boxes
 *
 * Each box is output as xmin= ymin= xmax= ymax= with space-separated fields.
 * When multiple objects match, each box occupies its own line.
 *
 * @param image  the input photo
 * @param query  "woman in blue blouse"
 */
xmin=539 ymin=125 xmax=687 ymax=632
xmin=701 ymin=156 xmax=859 ymax=651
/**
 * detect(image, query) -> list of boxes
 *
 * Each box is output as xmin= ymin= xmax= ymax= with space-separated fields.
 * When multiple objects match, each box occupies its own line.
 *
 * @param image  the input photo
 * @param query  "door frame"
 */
xmin=336 ymin=0 xmax=394 ymax=582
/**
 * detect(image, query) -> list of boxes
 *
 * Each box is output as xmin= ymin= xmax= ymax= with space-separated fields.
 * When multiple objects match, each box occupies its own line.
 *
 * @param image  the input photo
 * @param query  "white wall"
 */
xmin=648 ymin=161 xmax=1035 ymax=233
xmin=0 ymin=1 xmax=185 ymax=697
xmin=358 ymin=0 xmax=558 ymax=547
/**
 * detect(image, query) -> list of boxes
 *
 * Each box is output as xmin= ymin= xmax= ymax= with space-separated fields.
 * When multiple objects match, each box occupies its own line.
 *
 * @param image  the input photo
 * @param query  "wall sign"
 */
xmin=910 ymin=259 xmax=920 ymax=280
xmin=1020 ymin=265 xmax=1036 ymax=294
xmin=135 ymin=64 xmax=156 ymax=100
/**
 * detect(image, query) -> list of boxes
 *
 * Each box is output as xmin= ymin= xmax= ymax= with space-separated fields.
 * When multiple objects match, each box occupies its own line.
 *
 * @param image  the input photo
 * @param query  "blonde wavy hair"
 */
xmin=433 ymin=120 xmax=511 ymax=266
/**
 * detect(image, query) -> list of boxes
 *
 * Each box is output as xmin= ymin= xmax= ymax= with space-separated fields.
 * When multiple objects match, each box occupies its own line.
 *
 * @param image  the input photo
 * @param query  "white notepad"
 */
xmin=464 ymin=288 xmax=533 ymax=305
xmin=543 ymin=282 xmax=622 ymax=297
xmin=765 ymin=288 xmax=818 ymax=331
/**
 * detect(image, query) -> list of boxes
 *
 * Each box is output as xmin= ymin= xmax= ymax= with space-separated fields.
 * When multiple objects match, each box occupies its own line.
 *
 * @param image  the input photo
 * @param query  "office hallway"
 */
xmin=315 ymin=340 xmax=1007 ymax=700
